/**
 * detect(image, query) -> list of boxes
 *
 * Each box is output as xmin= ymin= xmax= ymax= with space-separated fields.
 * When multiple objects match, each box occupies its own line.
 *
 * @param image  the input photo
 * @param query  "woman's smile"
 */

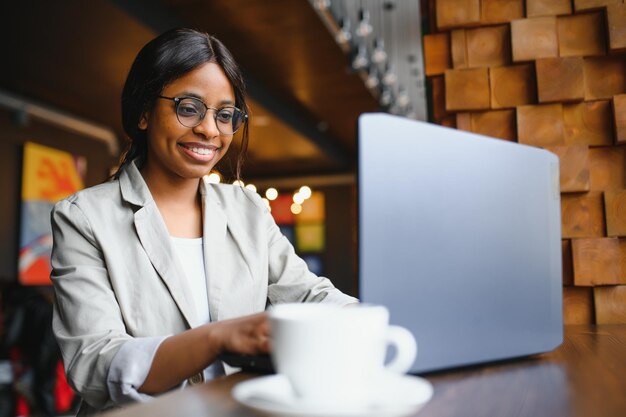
xmin=177 ymin=141 xmax=221 ymax=162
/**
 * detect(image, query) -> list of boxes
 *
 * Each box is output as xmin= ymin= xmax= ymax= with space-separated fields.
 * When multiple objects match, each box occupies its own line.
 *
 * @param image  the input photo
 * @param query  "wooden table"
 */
xmin=103 ymin=325 xmax=626 ymax=417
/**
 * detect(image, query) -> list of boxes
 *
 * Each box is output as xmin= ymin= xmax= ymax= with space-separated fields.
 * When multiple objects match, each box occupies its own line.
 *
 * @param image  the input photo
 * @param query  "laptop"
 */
xmin=358 ymin=113 xmax=563 ymax=373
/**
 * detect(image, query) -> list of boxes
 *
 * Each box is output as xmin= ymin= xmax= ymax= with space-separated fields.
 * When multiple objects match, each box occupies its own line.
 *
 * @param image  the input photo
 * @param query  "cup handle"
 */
xmin=384 ymin=325 xmax=417 ymax=374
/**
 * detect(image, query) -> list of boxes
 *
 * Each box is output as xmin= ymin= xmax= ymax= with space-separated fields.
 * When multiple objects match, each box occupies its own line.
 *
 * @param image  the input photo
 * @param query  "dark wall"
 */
xmin=0 ymin=109 xmax=117 ymax=281
xmin=322 ymin=185 xmax=358 ymax=297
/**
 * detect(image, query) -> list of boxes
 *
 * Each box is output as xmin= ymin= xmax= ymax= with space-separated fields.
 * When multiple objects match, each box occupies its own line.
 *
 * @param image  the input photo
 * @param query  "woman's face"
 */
xmin=139 ymin=62 xmax=237 ymax=180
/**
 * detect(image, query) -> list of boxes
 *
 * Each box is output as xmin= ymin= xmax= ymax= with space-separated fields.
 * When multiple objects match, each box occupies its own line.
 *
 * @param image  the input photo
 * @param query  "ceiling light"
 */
xmin=371 ymin=38 xmax=387 ymax=65
xmin=310 ymin=0 xmax=427 ymax=120
xmin=335 ymin=17 xmax=352 ymax=45
xmin=365 ymin=65 xmax=380 ymax=89
xmin=382 ymin=64 xmax=397 ymax=86
xmin=206 ymin=172 xmax=221 ymax=184
xmin=299 ymin=186 xmax=312 ymax=199
xmin=291 ymin=203 xmax=303 ymax=215
xmin=352 ymin=43 xmax=369 ymax=71
xmin=380 ymin=86 xmax=393 ymax=107
xmin=355 ymin=9 xmax=373 ymax=38
xmin=314 ymin=0 xmax=331 ymax=10
xmin=265 ymin=188 xmax=278 ymax=200
xmin=293 ymin=192 xmax=305 ymax=205
xmin=396 ymin=86 xmax=410 ymax=108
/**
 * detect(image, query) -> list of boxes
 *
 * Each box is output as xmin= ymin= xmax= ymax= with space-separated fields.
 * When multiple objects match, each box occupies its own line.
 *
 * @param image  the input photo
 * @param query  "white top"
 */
xmin=169 ymin=236 xmax=224 ymax=381
xmin=170 ymin=236 xmax=210 ymax=325
xmin=106 ymin=237 xmax=225 ymax=404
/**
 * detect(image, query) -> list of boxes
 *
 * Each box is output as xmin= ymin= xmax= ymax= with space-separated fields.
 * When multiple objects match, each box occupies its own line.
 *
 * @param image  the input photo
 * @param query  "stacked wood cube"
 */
xmin=424 ymin=0 xmax=626 ymax=324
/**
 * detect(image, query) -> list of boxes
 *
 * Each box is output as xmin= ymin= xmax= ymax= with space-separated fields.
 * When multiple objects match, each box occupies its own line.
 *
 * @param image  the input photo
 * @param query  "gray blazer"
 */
xmin=50 ymin=161 xmax=356 ymax=413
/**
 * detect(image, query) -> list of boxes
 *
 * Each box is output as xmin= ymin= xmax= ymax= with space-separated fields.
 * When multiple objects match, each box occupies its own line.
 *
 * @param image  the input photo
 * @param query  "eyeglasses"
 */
xmin=158 ymin=95 xmax=248 ymax=135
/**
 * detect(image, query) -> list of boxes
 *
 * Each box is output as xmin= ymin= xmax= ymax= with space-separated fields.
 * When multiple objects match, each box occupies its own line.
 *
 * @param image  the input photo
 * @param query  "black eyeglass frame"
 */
xmin=157 ymin=95 xmax=248 ymax=135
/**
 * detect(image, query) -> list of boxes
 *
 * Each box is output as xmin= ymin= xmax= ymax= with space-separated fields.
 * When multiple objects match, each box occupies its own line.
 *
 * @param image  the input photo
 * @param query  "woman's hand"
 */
xmin=209 ymin=312 xmax=271 ymax=355
xmin=140 ymin=312 xmax=270 ymax=394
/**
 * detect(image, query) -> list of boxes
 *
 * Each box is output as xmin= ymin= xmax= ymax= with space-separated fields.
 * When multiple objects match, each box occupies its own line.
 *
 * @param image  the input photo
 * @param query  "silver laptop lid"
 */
xmin=358 ymin=113 xmax=563 ymax=373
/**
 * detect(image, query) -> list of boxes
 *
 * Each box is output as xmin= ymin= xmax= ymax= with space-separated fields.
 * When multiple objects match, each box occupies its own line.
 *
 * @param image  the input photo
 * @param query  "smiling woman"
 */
xmin=115 ymin=29 xmax=250 ymax=182
xmin=140 ymin=62 xmax=237 ymax=184
xmin=49 ymin=28 xmax=358 ymax=417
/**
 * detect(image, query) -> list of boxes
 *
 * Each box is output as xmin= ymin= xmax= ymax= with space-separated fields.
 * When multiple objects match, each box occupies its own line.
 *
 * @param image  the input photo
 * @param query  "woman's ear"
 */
xmin=138 ymin=113 xmax=149 ymax=130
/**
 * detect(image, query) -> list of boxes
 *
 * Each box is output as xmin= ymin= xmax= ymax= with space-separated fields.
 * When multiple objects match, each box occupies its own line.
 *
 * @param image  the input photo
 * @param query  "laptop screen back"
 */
xmin=358 ymin=113 xmax=563 ymax=373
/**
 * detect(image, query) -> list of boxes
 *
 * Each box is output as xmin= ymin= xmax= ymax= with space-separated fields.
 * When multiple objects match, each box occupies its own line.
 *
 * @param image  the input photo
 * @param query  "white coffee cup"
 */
xmin=269 ymin=303 xmax=417 ymax=409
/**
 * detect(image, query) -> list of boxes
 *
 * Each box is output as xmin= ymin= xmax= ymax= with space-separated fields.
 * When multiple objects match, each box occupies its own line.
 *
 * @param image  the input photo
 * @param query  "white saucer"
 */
xmin=232 ymin=372 xmax=433 ymax=417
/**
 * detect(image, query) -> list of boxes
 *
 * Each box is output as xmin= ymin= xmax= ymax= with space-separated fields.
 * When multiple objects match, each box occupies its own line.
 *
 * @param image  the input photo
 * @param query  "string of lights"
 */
xmin=311 ymin=0 xmax=427 ymax=120
xmin=205 ymin=172 xmax=314 ymax=215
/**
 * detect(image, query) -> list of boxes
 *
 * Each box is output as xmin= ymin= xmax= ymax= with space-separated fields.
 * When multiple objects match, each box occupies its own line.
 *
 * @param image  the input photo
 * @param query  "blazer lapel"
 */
xmin=202 ymin=192 xmax=228 ymax=321
xmin=134 ymin=205 xmax=200 ymax=329
xmin=120 ymin=162 xmax=200 ymax=329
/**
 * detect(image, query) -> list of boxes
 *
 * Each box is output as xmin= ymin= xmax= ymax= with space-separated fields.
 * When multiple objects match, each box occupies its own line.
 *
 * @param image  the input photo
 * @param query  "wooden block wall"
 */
xmin=604 ymin=190 xmax=626 ymax=236
xmin=466 ymin=25 xmax=511 ymax=67
xmin=436 ymin=0 xmax=481 ymax=29
xmin=563 ymin=286 xmax=594 ymax=324
xmin=490 ymin=64 xmax=536 ymax=108
xmin=481 ymin=0 xmax=524 ymax=24
xmin=607 ymin=4 xmax=626 ymax=53
xmin=589 ymin=147 xmax=626 ymax=190
xmin=424 ymin=33 xmax=451 ymax=76
xmin=517 ymin=104 xmax=564 ymax=146
xmin=444 ymin=68 xmax=491 ymax=110
xmin=574 ymin=0 xmax=622 ymax=12
xmin=562 ymin=239 xmax=573 ymax=285
xmin=572 ymin=238 xmax=622 ymax=286
xmin=614 ymin=95 xmax=626 ymax=143
xmin=594 ymin=286 xmax=626 ymax=323
xmin=511 ymin=17 xmax=558 ymax=61
xmin=527 ymin=0 xmax=572 ymax=17
xmin=424 ymin=0 xmax=626 ymax=324
xmin=451 ymin=30 xmax=468 ymax=68
xmin=563 ymin=101 xmax=613 ymax=146
xmin=455 ymin=110 xmax=516 ymax=140
xmin=558 ymin=12 xmax=606 ymax=57
xmin=456 ymin=112 xmax=472 ymax=131
xmin=429 ymin=76 xmax=447 ymax=122
xmin=621 ymin=239 xmax=626 ymax=286
xmin=583 ymin=57 xmax=626 ymax=100
xmin=469 ymin=110 xmax=516 ymax=140
xmin=561 ymin=191 xmax=605 ymax=238
xmin=536 ymin=57 xmax=584 ymax=103
xmin=545 ymin=145 xmax=590 ymax=192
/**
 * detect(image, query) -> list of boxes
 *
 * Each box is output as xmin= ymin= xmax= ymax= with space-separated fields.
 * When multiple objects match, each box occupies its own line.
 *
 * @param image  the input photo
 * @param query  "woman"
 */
xmin=50 ymin=28 xmax=357 ymax=416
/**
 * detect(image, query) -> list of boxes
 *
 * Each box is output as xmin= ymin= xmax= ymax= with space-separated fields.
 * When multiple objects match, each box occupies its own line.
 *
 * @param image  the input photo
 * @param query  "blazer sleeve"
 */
xmin=50 ymin=198 xmax=134 ymax=409
xmin=259 ymin=198 xmax=359 ymax=306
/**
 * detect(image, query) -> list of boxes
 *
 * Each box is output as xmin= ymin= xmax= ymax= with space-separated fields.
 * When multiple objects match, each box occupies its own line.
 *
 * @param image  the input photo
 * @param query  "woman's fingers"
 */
xmin=213 ymin=312 xmax=271 ymax=355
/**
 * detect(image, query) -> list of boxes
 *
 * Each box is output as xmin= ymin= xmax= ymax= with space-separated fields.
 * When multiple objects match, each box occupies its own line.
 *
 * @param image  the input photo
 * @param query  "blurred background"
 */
xmin=1 ymin=0 xmax=626 ymax=416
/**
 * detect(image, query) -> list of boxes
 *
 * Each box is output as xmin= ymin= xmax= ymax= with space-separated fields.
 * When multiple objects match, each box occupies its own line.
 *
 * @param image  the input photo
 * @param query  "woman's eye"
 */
xmin=216 ymin=110 xmax=234 ymax=122
xmin=179 ymin=105 xmax=199 ymax=116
